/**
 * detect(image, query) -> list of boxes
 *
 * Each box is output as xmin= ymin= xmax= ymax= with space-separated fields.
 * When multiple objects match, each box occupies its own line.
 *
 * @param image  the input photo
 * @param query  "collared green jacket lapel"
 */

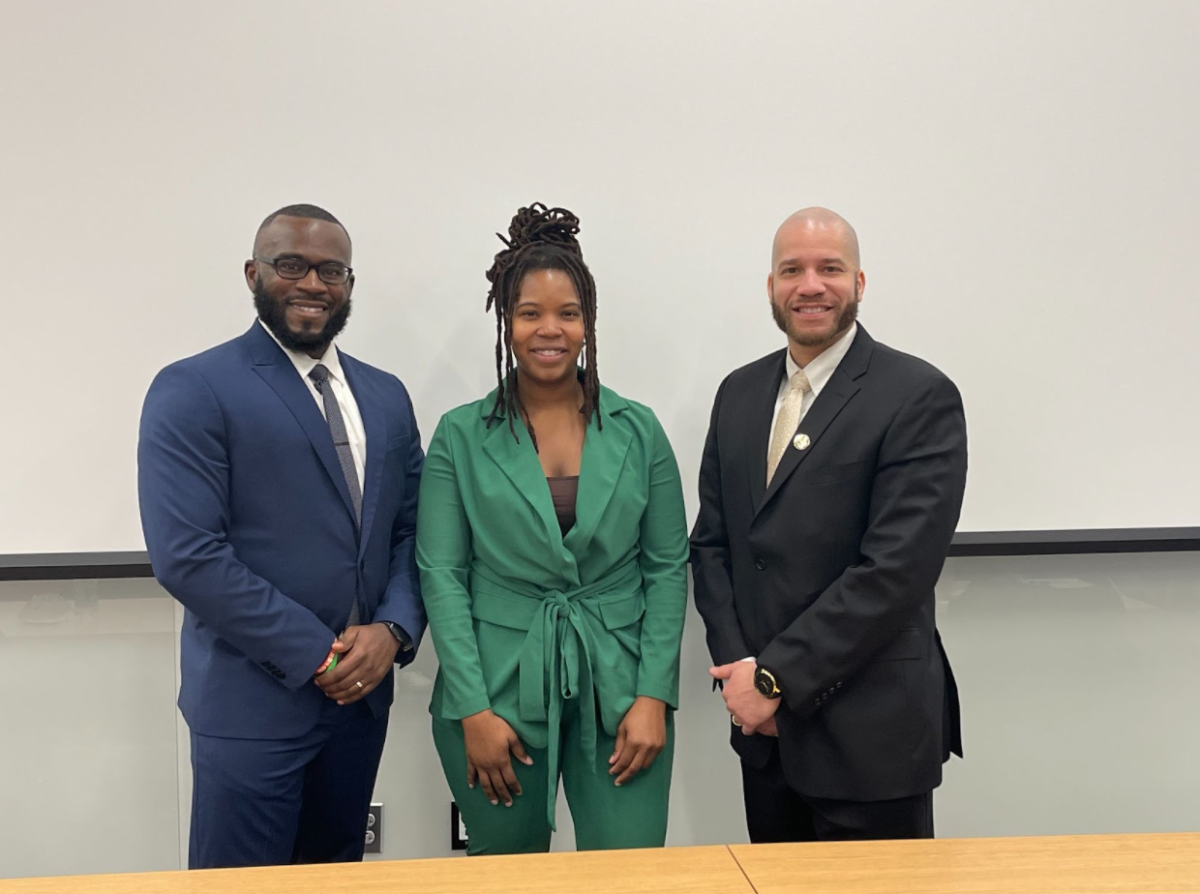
xmin=473 ymin=385 xmax=635 ymax=588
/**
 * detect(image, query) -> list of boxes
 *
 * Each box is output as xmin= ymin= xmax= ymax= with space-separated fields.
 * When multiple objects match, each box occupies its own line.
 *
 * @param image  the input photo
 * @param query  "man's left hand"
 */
xmin=710 ymin=661 xmax=778 ymax=734
xmin=316 ymin=623 xmax=400 ymax=704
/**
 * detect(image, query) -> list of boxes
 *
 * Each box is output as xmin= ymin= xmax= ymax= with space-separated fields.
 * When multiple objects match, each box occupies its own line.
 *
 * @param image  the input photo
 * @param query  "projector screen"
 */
xmin=3 ymin=0 xmax=1198 ymax=555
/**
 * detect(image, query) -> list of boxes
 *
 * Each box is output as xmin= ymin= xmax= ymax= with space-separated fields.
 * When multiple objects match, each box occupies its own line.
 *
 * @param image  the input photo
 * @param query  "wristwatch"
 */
xmin=382 ymin=621 xmax=414 ymax=651
xmin=753 ymin=665 xmax=783 ymax=699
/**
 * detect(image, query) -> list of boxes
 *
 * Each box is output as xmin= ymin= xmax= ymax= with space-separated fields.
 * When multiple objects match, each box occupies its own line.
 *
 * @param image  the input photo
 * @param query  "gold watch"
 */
xmin=753 ymin=665 xmax=782 ymax=699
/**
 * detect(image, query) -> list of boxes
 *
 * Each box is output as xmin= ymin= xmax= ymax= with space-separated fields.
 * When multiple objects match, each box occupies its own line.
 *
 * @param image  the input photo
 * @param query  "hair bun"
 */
xmin=502 ymin=203 xmax=581 ymax=251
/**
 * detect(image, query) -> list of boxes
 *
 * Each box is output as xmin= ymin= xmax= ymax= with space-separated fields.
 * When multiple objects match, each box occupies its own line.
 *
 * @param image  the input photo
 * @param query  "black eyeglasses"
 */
xmin=256 ymin=256 xmax=353 ymax=285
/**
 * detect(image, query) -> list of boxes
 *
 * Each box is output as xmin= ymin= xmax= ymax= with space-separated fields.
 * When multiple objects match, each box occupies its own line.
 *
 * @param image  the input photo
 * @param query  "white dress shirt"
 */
xmin=767 ymin=323 xmax=858 ymax=463
xmin=259 ymin=320 xmax=367 ymax=485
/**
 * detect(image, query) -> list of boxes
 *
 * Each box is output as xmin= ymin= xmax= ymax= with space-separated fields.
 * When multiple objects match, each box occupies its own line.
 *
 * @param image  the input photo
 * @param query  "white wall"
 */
xmin=2 ymin=0 xmax=1199 ymax=555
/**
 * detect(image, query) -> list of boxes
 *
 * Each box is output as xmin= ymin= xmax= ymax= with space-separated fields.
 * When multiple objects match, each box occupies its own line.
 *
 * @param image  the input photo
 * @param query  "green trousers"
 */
xmin=432 ymin=706 xmax=674 ymax=855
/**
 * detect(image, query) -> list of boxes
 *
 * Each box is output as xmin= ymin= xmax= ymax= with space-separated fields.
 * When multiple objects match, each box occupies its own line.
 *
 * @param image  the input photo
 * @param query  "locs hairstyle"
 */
xmin=484 ymin=203 xmax=600 ymax=445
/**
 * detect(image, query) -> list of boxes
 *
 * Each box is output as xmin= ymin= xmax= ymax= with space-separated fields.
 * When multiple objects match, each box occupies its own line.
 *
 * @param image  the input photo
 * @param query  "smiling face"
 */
xmin=767 ymin=213 xmax=865 ymax=365
xmin=246 ymin=215 xmax=354 ymax=358
xmin=509 ymin=268 xmax=586 ymax=388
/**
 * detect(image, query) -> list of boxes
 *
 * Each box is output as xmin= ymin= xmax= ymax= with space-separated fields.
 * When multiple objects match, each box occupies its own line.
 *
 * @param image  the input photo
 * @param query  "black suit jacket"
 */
xmin=690 ymin=326 xmax=966 ymax=802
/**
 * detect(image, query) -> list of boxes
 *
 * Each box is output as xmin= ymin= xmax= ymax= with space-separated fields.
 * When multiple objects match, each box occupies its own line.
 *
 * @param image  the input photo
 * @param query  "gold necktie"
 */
xmin=767 ymin=370 xmax=812 ymax=484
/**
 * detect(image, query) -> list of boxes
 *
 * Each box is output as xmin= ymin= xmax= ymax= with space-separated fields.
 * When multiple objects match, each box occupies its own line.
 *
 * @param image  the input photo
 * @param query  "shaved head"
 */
xmin=772 ymin=207 xmax=860 ymax=270
xmin=767 ymin=206 xmax=865 ymax=365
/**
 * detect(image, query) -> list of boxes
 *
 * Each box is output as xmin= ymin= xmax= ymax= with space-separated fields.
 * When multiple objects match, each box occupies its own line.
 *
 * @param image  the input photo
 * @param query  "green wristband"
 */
xmin=316 ymin=652 xmax=338 ymax=676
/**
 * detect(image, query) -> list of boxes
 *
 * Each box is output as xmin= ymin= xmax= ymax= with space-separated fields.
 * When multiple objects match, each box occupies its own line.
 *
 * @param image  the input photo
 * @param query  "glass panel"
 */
xmin=4 ymin=550 xmax=1199 ymax=876
xmin=0 ymin=578 xmax=180 ymax=878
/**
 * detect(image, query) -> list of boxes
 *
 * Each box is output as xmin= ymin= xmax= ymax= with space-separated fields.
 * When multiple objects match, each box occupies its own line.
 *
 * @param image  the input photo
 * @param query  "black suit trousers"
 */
xmin=741 ymin=738 xmax=934 ymax=842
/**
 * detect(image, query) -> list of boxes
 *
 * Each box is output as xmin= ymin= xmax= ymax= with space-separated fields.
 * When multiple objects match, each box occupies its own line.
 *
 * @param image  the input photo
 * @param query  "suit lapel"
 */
xmin=566 ymin=389 xmax=632 ymax=559
xmin=744 ymin=351 xmax=788 ymax=516
xmin=755 ymin=328 xmax=874 ymax=516
xmin=247 ymin=324 xmax=358 ymax=527
xmin=481 ymin=411 xmax=565 ymax=558
xmin=342 ymin=354 xmax=384 ymax=557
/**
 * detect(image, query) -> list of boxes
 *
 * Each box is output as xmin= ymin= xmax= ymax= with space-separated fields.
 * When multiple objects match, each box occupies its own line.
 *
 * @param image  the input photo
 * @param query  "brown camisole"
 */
xmin=547 ymin=476 xmax=579 ymax=537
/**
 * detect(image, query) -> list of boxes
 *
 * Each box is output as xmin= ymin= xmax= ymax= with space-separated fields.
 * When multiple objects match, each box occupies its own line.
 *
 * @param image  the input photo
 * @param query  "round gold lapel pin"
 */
xmin=793 ymin=433 xmax=811 ymax=451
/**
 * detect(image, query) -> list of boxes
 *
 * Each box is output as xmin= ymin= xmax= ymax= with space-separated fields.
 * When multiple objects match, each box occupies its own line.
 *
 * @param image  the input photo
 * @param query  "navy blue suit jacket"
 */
xmin=138 ymin=322 xmax=425 ymax=739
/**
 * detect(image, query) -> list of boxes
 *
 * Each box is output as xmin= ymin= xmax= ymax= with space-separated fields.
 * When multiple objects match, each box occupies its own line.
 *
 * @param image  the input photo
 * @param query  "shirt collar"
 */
xmin=258 ymin=319 xmax=344 ymax=384
xmin=785 ymin=322 xmax=858 ymax=397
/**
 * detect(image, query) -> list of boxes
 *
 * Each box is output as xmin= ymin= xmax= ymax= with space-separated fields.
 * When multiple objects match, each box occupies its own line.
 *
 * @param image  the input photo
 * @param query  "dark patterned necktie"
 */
xmin=309 ymin=363 xmax=362 ymax=627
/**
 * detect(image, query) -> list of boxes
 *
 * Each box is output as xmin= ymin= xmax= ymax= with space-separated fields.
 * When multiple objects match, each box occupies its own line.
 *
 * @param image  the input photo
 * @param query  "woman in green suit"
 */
xmin=416 ymin=203 xmax=688 ymax=854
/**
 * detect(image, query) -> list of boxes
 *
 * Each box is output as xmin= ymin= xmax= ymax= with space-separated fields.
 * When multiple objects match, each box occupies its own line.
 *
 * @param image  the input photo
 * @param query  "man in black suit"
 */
xmin=691 ymin=207 xmax=966 ymax=841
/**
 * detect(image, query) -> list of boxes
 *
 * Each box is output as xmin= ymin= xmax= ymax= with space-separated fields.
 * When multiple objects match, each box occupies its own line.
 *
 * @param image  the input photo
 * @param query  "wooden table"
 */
xmin=3 ymin=833 xmax=1198 ymax=893
xmin=0 ymin=845 xmax=753 ymax=894
xmin=730 ymin=833 xmax=1200 ymax=894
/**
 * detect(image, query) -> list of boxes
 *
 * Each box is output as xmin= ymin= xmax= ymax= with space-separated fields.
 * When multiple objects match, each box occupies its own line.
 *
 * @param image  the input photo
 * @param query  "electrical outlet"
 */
xmin=365 ymin=803 xmax=383 ymax=854
xmin=450 ymin=802 xmax=468 ymax=850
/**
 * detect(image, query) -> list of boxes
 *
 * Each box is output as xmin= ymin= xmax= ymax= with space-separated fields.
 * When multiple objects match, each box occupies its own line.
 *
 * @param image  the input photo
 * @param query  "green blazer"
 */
xmin=416 ymin=384 xmax=688 ymax=822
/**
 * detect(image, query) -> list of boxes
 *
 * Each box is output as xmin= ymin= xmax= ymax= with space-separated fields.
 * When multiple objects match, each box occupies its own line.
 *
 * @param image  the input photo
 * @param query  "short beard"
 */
xmin=771 ymin=282 xmax=859 ymax=346
xmin=253 ymin=276 xmax=352 ymax=354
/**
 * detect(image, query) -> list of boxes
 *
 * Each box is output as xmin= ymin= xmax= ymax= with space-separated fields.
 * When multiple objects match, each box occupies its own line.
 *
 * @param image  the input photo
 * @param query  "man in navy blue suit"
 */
xmin=138 ymin=204 xmax=425 ymax=868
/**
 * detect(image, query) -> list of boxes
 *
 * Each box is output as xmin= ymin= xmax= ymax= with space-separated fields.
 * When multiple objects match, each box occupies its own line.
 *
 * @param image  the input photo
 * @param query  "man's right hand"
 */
xmin=461 ymin=709 xmax=533 ymax=807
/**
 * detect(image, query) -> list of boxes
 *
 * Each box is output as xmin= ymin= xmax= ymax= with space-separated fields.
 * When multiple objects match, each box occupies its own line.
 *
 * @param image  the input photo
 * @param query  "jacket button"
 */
xmin=755 ymin=559 xmax=766 ymax=570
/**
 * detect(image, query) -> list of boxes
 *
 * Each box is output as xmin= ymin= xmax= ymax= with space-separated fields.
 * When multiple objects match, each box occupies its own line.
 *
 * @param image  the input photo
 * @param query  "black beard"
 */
xmin=253 ymin=277 xmax=352 ymax=354
xmin=770 ymin=282 xmax=859 ymax=346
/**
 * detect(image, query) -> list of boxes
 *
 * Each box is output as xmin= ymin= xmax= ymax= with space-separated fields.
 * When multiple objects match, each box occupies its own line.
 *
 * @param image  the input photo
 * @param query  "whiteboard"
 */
xmin=3 ymin=0 xmax=1198 ymax=554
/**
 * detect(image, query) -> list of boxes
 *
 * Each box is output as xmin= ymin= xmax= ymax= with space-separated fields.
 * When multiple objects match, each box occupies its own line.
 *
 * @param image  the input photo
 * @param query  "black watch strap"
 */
xmin=383 ymin=621 xmax=413 ymax=651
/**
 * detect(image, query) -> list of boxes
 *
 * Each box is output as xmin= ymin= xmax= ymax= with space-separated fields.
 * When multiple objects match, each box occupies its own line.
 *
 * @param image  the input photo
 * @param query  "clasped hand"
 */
xmin=710 ymin=661 xmax=779 ymax=735
xmin=315 ymin=623 xmax=400 ymax=705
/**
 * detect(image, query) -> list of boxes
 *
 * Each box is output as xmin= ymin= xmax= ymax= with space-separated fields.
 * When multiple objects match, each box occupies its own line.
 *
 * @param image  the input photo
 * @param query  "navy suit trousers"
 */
xmin=188 ymin=699 xmax=388 ymax=868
